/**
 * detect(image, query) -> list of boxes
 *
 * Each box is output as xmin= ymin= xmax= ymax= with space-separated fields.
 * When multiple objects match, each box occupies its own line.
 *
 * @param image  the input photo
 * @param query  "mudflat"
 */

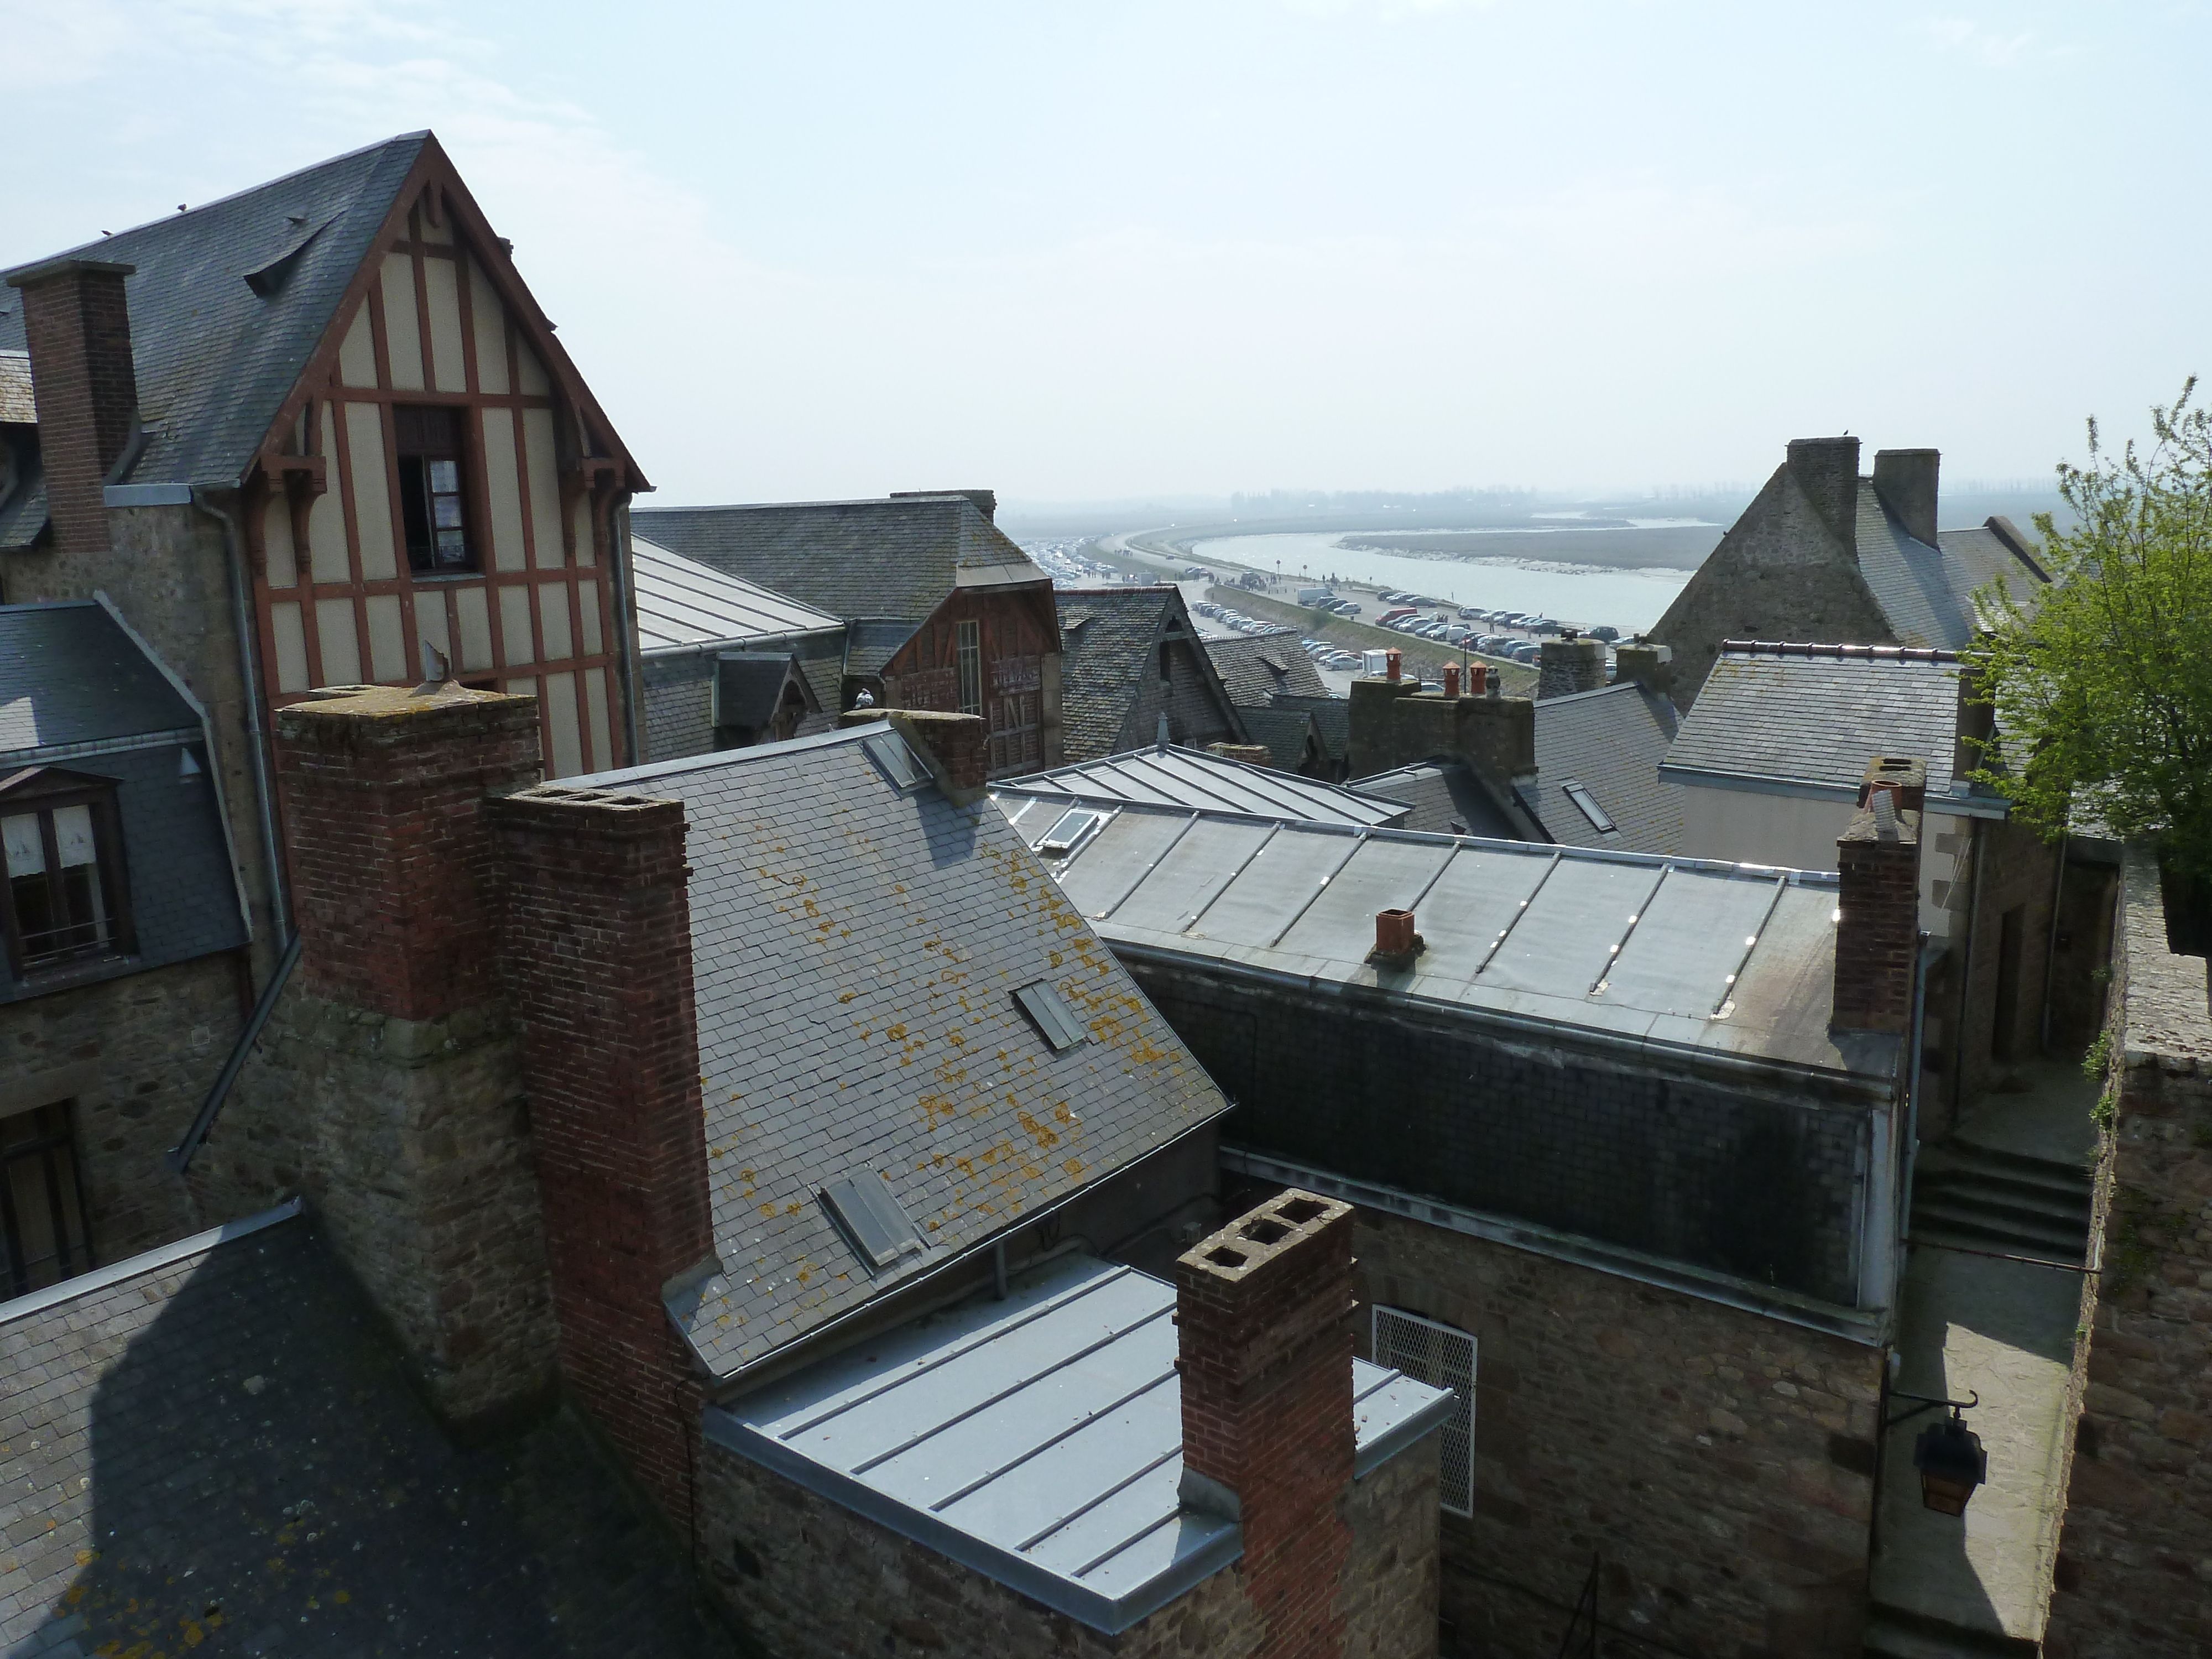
xmin=1338 ymin=524 xmax=1721 ymax=571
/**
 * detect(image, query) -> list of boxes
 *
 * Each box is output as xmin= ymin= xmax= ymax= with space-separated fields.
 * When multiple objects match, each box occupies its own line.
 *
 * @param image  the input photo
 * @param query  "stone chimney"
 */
xmin=1177 ymin=1189 xmax=1358 ymax=1656
xmin=889 ymin=708 xmax=989 ymax=803
xmin=891 ymin=488 xmax=997 ymax=522
xmin=1833 ymin=757 xmax=1925 ymax=1034
xmin=265 ymin=683 xmax=560 ymax=1431
xmin=1614 ymin=641 xmax=1671 ymax=698
xmin=1872 ymin=448 xmax=1940 ymax=547
xmin=1537 ymin=632 xmax=1606 ymax=700
xmin=1787 ymin=436 xmax=1862 ymax=552
xmin=491 ymin=781 xmax=716 ymax=1531
xmin=6 ymin=258 xmax=139 ymax=561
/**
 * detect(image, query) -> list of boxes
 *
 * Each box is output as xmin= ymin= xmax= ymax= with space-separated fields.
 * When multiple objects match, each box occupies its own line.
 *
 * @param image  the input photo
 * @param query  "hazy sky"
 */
xmin=10 ymin=2 xmax=2209 ymax=505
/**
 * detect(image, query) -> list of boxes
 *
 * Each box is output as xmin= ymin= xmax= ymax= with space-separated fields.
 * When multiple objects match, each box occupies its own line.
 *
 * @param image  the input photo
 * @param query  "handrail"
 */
xmin=168 ymin=932 xmax=302 ymax=1172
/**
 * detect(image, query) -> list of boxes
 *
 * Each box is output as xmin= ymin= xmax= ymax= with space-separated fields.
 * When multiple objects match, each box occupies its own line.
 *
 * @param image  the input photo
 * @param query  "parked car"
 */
xmin=1589 ymin=625 xmax=1620 ymax=642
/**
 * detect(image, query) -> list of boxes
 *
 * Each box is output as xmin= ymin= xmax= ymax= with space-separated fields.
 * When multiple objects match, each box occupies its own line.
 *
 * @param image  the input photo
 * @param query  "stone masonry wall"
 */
xmin=693 ymin=1421 xmax=1441 ymax=1658
xmin=1139 ymin=966 xmax=1870 ymax=1306
xmin=190 ymin=987 xmax=562 ymax=1432
xmin=2043 ymin=846 xmax=2212 ymax=1658
xmin=1353 ymin=1209 xmax=1883 ymax=1658
xmin=0 ymin=953 xmax=241 ymax=1264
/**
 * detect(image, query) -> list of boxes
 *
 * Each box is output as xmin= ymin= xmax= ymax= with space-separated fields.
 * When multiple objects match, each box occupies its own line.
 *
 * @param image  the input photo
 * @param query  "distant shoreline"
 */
xmin=1337 ymin=524 xmax=1721 ymax=571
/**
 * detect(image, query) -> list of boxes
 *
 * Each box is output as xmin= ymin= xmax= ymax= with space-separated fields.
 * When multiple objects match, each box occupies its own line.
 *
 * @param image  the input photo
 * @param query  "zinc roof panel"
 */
xmin=1479 ymin=857 xmax=1665 ymax=998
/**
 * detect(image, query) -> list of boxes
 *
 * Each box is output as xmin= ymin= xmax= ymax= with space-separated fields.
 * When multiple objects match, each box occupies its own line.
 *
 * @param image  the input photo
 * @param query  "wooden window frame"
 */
xmin=393 ymin=403 xmax=479 ymax=575
xmin=0 ymin=768 xmax=134 ymax=981
xmin=0 ymin=1099 xmax=95 ymax=1297
xmin=955 ymin=619 xmax=983 ymax=716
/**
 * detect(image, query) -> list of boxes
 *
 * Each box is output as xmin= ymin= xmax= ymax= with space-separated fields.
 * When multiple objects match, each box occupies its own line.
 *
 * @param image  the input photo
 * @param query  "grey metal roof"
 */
xmin=0 ymin=602 xmax=249 ymax=1000
xmin=706 ymin=1251 xmax=1451 ymax=1635
xmin=994 ymin=743 xmax=1404 ymax=830
xmin=0 ymin=1208 xmax=730 ymax=1658
xmin=632 ymin=495 xmax=1047 ymax=627
xmin=1203 ymin=633 xmax=1331 ymax=706
xmin=0 ymin=135 xmax=429 ymax=489
xmin=1046 ymin=807 xmax=1896 ymax=1081
xmin=1353 ymin=760 xmax=1520 ymax=839
xmin=1660 ymin=643 xmax=1969 ymax=798
xmin=566 ymin=724 xmax=1232 ymax=1377
xmin=1853 ymin=483 xmax=2047 ymax=649
xmin=632 ymin=536 xmax=843 ymax=654
xmin=1523 ymin=681 xmax=1683 ymax=854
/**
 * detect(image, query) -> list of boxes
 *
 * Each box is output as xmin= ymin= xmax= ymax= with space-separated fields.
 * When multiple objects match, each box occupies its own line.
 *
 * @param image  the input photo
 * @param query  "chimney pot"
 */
xmin=1443 ymin=663 xmax=1460 ymax=698
xmin=1470 ymin=662 xmax=1488 ymax=696
xmin=1385 ymin=649 xmax=1402 ymax=683
xmin=1375 ymin=907 xmax=1416 ymax=957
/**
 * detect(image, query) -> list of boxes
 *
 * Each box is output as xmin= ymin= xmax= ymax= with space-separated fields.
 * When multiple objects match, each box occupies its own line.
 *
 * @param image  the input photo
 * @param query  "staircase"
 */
xmin=1909 ymin=1140 xmax=2093 ymax=1267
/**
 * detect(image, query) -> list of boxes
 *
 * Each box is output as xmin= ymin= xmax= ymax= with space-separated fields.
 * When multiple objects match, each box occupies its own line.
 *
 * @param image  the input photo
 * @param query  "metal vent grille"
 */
xmin=1374 ymin=1305 xmax=1475 ymax=1516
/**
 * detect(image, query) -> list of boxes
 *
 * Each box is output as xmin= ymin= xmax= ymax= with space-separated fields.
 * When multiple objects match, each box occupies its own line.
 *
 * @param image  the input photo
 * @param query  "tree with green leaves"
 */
xmin=1973 ymin=380 xmax=2212 ymax=890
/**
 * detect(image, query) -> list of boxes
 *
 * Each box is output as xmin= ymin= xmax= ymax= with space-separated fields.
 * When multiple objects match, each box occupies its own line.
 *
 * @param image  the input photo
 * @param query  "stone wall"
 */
xmin=693 ymin=1420 xmax=1441 ymax=1658
xmin=190 ymin=986 xmax=562 ymax=1432
xmin=0 ymin=952 xmax=242 ymax=1264
xmin=1138 ymin=964 xmax=1873 ymax=1306
xmin=2043 ymin=845 xmax=2212 ymax=1658
xmin=1351 ymin=1208 xmax=1883 ymax=1658
xmin=1645 ymin=463 xmax=1896 ymax=711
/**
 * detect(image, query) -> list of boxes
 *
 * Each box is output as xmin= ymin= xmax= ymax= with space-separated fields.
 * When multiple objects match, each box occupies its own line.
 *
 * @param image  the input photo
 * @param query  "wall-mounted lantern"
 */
xmin=1891 ymin=1389 xmax=1986 ymax=1515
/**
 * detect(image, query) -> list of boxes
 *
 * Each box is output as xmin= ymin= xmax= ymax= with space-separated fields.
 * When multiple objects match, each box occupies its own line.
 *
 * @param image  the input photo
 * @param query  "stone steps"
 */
xmin=1910 ymin=1141 xmax=2092 ymax=1266
xmin=1863 ymin=1602 xmax=2041 ymax=1658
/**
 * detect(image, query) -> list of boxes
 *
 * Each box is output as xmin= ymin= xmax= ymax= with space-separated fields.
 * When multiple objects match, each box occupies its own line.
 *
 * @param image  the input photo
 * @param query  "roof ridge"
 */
xmin=1718 ymin=640 xmax=1961 ymax=664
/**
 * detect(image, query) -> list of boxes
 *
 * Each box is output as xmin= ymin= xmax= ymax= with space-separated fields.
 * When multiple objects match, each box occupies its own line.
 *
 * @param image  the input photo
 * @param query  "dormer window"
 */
xmin=0 ymin=769 xmax=131 ymax=977
xmin=394 ymin=405 xmax=475 ymax=573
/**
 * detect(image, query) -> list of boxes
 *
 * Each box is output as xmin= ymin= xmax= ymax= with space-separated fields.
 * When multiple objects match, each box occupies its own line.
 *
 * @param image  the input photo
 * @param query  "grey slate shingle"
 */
xmin=1661 ymin=645 xmax=1968 ymax=796
xmin=1853 ymin=483 xmax=2047 ymax=650
xmin=1524 ymin=682 xmax=1683 ymax=854
xmin=0 ymin=1217 xmax=728 ymax=1657
xmin=1202 ymin=634 xmax=1330 ymax=706
xmin=0 ymin=137 xmax=429 ymax=490
xmin=572 ymin=726 xmax=1232 ymax=1378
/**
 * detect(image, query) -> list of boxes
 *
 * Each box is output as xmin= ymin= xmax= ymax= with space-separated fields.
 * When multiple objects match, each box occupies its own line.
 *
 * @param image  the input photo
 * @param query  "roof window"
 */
xmin=1014 ymin=979 xmax=1088 ymax=1051
xmin=819 ymin=1172 xmax=925 ymax=1270
xmin=1562 ymin=781 xmax=1616 ymax=834
xmin=1037 ymin=808 xmax=1102 ymax=857
xmin=861 ymin=729 xmax=932 ymax=792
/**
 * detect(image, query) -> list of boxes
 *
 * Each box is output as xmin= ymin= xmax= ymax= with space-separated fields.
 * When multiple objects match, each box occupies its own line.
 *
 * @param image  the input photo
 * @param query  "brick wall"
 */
xmin=2043 ymin=846 xmax=2212 ymax=1658
xmin=491 ymin=781 xmax=715 ymax=1532
xmin=1140 ymin=966 xmax=1870 ymax=1305
xmin=7 ymin=260 xmax=138 ymax=565
xmin=1352 ymin=1208 xmax=1882 ymax=1658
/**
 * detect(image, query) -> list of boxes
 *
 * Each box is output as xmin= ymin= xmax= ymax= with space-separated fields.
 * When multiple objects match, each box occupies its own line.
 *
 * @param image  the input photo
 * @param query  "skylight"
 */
xmin=860 ymin=729 xmax=932 ymax=792
xmin=1014 ymin=980 xmax=1089 ymax=1051
xmin=1562 ymin=781 xmax=1617 ymax=834
xmin=819 ymin=1172 xmax=925 ymax=1270
xmin=1038 ymin=808 xmax=1103 ymax=856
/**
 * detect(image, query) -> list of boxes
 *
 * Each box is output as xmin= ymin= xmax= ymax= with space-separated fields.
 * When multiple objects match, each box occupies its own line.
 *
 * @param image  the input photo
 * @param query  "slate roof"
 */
xmin=0 ymin=136 xmax=428 ymax=489
xmin=1353 ymin=761 xmax=1519 ymax=839
xmin=632 ymin=536 xmax=843 ymax=655
xmin=709 ymin=1251 xmax=1451 ymax=1635
xmin=1055 ymin=588 xmax=1241 ymax=763
xmin=631 ymin=495 xmax=1047 ymax=627
xmin=0 ymin=436 xmax=49 ymax=551
xmin=1522 ymin=681 xmax=1684 ymax=854
xmin=993 ymin=744 xmax=1405 ymax=830
xmin=1235 ymin=703 xmax=1326 ymax=773
xmin=1853 ymin=484 xmax=2047 ymax=650
xmin=0 ymin=602 xmax=248 ymax=1000
xmin=1271 ymin=692 xmax=1350 ymax=761
xmin=714 ymin=652 xmax=818 ymax=731
xmin=1660 ymin=643 xmax=1973 ymax=799
xmin=0 ymin=1207 xmax=730 ymax=1658
xmin=1203 ymin=633 xmax=1330 ymax=706
xmin=568 ymin=724 xmax=1232 ymax=1378
xmin=1047 ymin=809 xmax=1897 ymax=1081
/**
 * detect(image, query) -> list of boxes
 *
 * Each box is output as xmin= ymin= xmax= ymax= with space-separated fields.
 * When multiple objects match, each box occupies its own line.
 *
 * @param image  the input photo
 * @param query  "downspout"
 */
xmin=192 ymin=486 xmax=290 ymax=946
xmin=606 ymin=491 xmax=645 ymax=765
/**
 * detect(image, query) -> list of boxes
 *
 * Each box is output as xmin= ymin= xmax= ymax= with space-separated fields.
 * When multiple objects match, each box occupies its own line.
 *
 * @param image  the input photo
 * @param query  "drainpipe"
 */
xmin=192 ymin=486 xmax=290 ymax=947
xmin=606 ymin=491 xmax=645 ymax=766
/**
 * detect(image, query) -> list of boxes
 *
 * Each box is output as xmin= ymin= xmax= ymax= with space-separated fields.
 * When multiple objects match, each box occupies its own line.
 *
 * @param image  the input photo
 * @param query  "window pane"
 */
xmin=12 ymin=872 xmax=54 ymax=946
xmin=436 ymin=530 xmax=467 ymax=562
xmin=433 ymin=495 xmax=465 ymax=529
xmin=3 ymin=815 xmax=44 ymax=877
xmin=53 ymin=805 xmax=96 ymax=868
xmin=429 ymin=458 xmax=460 ymax=492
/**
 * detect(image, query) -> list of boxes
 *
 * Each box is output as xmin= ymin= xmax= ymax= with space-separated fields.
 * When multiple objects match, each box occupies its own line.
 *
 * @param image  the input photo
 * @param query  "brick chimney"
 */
xmin=1833 ymin=757 xmax=1924 ymax=1033
xmin=490 ymin=781 xmax=716 ymax=1530
xmin=1787 ymin=436 xmax=1861 ymax=552
xmin=6 ymin=258 xmax=139 ymax=560
xmin=1537 ymin=632 xmax=1605 ymax=699
xmin=1177 ymin=1188 xmax=1358 ymax=1658
xmin=1872 ymin=448 xmax=1940 ymax=547
xmin=265 ymin=683 xmax=560 ymax=1430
